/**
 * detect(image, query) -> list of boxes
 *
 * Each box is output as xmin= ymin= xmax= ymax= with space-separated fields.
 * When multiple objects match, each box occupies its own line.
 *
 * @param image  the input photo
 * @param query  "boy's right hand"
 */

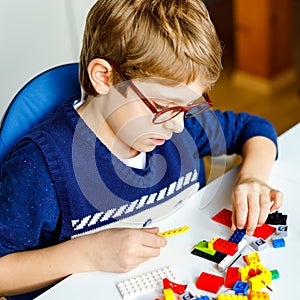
xmin=79 ymin=227 xmax=167 ymax=273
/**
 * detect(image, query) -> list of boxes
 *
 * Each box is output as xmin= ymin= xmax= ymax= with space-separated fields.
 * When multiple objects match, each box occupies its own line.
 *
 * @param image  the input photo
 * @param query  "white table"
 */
xmin=35 ymin=123 xmax=300 ymax=300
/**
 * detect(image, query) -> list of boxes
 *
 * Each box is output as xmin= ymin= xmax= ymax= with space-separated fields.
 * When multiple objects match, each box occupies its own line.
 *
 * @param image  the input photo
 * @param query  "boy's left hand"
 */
xmin=231 ymin=177 xmax=283 ymax=235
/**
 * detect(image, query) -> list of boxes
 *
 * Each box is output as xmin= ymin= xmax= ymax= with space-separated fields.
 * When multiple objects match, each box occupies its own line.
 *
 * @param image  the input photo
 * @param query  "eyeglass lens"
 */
xmin=153 ymin=102 xmax=210 ymax=124
xmin=185 ymin=103 xmax=211 ymax=117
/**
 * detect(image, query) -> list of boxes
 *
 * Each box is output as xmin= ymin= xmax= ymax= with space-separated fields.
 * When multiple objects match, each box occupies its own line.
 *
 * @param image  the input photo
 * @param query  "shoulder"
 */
xmin=0 ymin=139 xmax=61 ymax=255
xmin=1 ymin=138 xmax=57 ymax=206
xmin=2 ymin=138 xmax=47 ymax=175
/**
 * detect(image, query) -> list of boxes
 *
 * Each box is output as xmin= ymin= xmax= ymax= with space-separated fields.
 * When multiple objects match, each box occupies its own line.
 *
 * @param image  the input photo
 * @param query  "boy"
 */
xmin=0 ymin=0 xmax=282 ymax=299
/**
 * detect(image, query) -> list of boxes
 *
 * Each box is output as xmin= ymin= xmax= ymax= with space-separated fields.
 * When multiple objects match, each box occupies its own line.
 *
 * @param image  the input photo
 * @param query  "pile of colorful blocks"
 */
xmin=116 ymin=209 xmax=287 ymax=300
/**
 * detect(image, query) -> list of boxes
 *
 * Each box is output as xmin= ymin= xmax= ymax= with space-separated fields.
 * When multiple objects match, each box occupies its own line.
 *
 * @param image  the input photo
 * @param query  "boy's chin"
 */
xmin=133 ymin=144 xmax=157 ymax=153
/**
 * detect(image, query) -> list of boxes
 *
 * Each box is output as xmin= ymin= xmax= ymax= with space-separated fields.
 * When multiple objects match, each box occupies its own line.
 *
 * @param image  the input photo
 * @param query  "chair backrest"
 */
xmin=0 ymin=63 xmax=81 ymax=168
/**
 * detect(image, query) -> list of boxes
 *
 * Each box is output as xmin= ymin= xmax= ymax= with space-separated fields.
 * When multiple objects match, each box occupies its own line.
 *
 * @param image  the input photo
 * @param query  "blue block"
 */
xmin=233 ymin=280 xmax=249 ymax=293
xmin=228 ymin=228 xmax=246 ymax=244
xmin=272 ymin=237 xmax=285 ymax=248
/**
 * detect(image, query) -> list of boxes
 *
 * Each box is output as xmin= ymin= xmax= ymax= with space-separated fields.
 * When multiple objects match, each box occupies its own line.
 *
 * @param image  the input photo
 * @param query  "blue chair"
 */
xmin=0 ymin=63 xmax=81 ymax=168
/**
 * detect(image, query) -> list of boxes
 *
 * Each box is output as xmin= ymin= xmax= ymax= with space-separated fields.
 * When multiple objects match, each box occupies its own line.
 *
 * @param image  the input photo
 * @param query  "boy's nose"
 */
xmin=163 ymin=113 xmax=184 ymax=133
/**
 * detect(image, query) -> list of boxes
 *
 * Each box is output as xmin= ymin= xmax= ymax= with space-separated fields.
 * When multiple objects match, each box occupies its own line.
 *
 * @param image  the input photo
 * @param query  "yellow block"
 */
xmin=163 ymin=288 xmax=175 ymax=300
xmin=158 ymin=226 xmax=190 ymax=238
xmin=217 ymin=294 xmax=248 ymax=299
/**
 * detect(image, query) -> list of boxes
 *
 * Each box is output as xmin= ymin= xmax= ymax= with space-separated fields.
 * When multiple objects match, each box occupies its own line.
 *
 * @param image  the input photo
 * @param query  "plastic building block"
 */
xmin=271 ymin=235 xmax=285 ymax=248
xmin=217 ymin=295 xmax=248 ymax=299
xmin=116 ymin=266 xmax=177 ymax=299
xmin=232 ymin=281 xmax=249 ymax=294
xmin=158 ymin=226 xmax=190 ymax=237
xmin=163 ymin=288 xmax=175 ymax=300
xmin=213 ymin=238 xmax=238 ymax=256
xmin=270 ymin=269 xmax=280 ymax=280
xmin=179 ymin=290 xmax=198 ymax=300
xmin=228 ymin=229 xmax=246 ymax=244
xmin=238 ymin=265 xmax=254 ymax=282
xmin=249 ymin=274 xmax=270 ymax=292
xmin=184 ymin=283 xmax=205 ymax=298
xmin=184 ymin=283 xmax=214 ymax=299
xmin=252 ymin=223 xmax=276 ymax=240
xmin=218 ymin=239 xmax=247 ymax=272
xmin=225 ymin=267 xmax=240 ymax=288
xmin=239 ymin=256 xmax=272 ymax=289
xmin=212 ymin=208 xmax=232 ymax=227
xmin=163 ymin=278 xmax=187 ymax=295
xmin=243 ymin=252 xmax=261 ymax=265
xmin=208 ymin=237 xmax=218 ymax=250
xmin=247 ymin=263 xmax=272 ymax=292
xmin=251 ymin=238 xmax=267 ymax=251
xmin=276 ymin=225 xmax=288 ymax=237
xmin=248 ymin=291 xmax=270 ymax=299
xmin=266 ymin=211 xmax=287 ymax=225
xmin=194 ymin=241 xmax=217 ymax=255
xmin=213 ymin=230 xmax=244 ymax=261
xmin=191 ymin=247 xmax=225 ymax=263
xmin=195 ymin=272 xmax=224 ymax=294
xmin=271 ymin=234 xmax=283 ymax=240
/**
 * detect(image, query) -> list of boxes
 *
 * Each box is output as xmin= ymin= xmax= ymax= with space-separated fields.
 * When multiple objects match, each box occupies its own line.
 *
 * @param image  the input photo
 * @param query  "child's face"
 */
xmin=102 ymin=79 xmax=206 ymax=155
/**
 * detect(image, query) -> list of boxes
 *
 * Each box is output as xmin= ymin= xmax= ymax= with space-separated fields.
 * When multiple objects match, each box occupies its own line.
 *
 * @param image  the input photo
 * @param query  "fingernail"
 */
xmin=247 ymin=230 xmax=253 ymax=235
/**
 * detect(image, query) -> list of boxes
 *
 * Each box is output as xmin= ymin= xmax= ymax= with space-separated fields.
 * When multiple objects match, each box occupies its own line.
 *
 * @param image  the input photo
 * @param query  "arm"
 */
xmin=0 ymin=227 xmax=166 ymax=296
xmin=185 ymin=110 xmax=283 ymax=234
xmin=231 ymin=136 xmax=283 ymax=235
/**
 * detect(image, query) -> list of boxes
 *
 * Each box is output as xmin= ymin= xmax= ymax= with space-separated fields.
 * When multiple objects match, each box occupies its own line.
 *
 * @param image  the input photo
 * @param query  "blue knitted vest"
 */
xmin=26 ymin=99 xmax=204 ymax=240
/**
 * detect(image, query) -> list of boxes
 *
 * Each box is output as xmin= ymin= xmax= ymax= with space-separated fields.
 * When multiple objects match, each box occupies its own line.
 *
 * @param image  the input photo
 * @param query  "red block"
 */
xmin=213 ymin=238 xmax=238 ymax=256
xmin=225 ymin=267 xmax=240 ymax=288
xmin=253 ymin=223 xmax=276 ymax=240
xmin=212 ymin=208 xmax=232 ymax=227
xmin=163 ymin=278 xmax=187 ymax=295
xmin=196 ymin=272 xmax=224 ymax=294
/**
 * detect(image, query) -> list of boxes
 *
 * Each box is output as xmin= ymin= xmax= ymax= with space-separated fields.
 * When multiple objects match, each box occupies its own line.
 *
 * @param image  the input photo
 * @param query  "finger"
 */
xmin=138 ymin=245 xmax=162 ymax=259
xmin=270 ymin=190 xmax=283 ymax=212
xmin=231 ymin=207 xmax=237 ymax=231
xmin=245 ymin=192 xmax=260 ymax=235
xmin=257 ymin=191 xmax=273 ymax=226
xmin=232 ymin=189 xmax=248 ymax=230
xmin=142 ymin=227 xmax=159 ymax=234
xmin=140 ymin=230 xmax=167 ymax=248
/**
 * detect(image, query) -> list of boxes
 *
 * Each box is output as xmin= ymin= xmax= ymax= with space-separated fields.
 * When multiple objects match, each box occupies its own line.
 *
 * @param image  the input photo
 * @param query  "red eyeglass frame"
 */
xmin=104 ymin=58 xmax=213 ymax=124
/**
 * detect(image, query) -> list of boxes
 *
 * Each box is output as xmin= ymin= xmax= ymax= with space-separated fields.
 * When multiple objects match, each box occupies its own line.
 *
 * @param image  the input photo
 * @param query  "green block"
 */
xmin=271 ymin=269 xmax=280 ymax=280
xmin=194 ymin=240 xmax=216 ymax=255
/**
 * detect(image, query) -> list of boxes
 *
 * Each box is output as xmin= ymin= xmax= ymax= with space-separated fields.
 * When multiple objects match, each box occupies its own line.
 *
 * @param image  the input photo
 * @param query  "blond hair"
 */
xmin=80 ymin=0 xmax=222 ymax=96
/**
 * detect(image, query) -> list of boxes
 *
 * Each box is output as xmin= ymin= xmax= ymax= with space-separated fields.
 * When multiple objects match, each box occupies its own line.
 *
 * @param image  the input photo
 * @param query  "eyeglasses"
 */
xmin=106 ymin=58 xmax=213 ymax=124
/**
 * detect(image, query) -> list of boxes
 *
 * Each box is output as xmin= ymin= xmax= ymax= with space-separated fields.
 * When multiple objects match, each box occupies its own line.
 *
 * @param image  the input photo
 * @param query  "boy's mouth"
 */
xmin=150 ymin=138 xmax=166 ymax=146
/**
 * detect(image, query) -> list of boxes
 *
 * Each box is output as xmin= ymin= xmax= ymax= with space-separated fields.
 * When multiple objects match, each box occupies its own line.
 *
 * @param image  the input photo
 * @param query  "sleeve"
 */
xmin=0 ymin=139 xmax=61 ymax=257
xmin=184 ymin=109 xmax=278 ymax=157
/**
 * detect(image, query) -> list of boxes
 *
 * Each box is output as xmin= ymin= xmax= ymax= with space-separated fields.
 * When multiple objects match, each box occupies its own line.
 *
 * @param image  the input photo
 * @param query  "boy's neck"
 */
xmin=77 ymin=96 xmax=139 ymax=159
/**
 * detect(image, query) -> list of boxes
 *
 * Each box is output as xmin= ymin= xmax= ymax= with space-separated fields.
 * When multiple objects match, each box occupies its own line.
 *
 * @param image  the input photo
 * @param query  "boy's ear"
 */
xmin=87 ymin=58 xmax=113 ymax=95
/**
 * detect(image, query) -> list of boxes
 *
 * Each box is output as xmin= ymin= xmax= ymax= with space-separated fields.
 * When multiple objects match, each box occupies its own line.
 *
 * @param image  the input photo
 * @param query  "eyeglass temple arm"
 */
xmin=104 ymin=58 xmax=158 ymax=114
xmin=203 ymin=92 xmax=213 ymax=106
